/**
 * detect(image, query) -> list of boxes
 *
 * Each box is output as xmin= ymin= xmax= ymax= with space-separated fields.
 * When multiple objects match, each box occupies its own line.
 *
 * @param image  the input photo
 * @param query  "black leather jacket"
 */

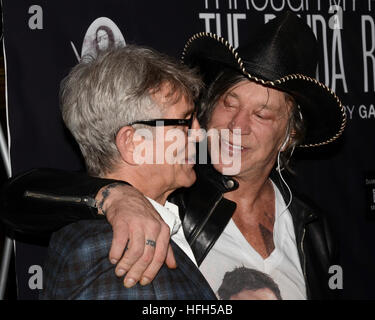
xmin=0 ymin=166 xmax=339 ymax=299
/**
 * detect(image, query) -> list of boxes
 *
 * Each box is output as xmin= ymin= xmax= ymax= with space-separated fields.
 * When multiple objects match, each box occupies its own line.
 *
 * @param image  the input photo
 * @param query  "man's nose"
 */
xmin=228 ymin=110 xmax=251 ymax=135
xmin=191 ymin=116 xmax=201 ymax=130
xmin=188 ymin=117 xmax=204 ymax=142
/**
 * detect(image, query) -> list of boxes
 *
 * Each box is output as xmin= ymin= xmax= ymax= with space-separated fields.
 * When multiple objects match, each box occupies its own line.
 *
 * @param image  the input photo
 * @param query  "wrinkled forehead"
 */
xmin=222 ymin=80 xmax=294 ymax=113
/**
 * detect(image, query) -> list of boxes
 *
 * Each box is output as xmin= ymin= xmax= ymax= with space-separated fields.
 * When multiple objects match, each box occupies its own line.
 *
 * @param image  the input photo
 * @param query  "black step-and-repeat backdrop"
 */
xmin=2 ymin=0 xmax=375 ymax=299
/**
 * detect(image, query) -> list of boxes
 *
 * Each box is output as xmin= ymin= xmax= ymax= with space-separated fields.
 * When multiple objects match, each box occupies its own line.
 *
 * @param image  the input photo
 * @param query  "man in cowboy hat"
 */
xmin=1 ymin=11 xmax=345 ymax=299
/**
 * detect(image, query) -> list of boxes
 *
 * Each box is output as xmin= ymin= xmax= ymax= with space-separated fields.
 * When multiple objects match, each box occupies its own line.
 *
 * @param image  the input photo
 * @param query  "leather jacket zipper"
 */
xmin=189 ymin=194 xmax=223 ymax=246
xmin=301 ymin=227 xmax=308 ymax=296
xmin=24 ymin=191 xmax=96 ymax=208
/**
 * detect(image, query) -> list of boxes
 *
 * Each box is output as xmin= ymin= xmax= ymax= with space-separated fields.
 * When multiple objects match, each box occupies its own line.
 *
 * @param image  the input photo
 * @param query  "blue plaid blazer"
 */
xmin=39 ymin=220 xmax=216 ymax=300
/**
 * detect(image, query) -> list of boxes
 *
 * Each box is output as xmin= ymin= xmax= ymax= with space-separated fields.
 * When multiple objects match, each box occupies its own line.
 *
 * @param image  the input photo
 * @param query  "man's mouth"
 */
xmin=221 ymin=139 xmax=245 ymax=152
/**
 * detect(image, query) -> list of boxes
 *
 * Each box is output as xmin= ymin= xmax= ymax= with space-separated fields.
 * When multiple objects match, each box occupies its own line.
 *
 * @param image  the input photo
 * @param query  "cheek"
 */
xmin=253 ymin=122 xmax=281 ymax=142
xmin=208 ymin=107 xmax=230 ymax=129
xmin=252 ymin=125 xmax=286 ymax=156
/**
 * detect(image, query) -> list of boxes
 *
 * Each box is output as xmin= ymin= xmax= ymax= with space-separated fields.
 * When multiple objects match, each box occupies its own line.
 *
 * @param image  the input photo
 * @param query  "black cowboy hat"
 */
xmin=182 ymin=11 xmax=346 ymax=147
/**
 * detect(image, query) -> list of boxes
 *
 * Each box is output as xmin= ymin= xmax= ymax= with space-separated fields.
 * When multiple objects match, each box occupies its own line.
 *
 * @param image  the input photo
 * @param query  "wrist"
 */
xmin=95 ymin=182 xmax=129 ymax=216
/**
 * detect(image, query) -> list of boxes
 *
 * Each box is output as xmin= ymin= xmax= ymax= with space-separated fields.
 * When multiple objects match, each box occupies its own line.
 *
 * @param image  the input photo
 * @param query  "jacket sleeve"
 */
xmin=0 ymin=168 xmax=128 ymax=236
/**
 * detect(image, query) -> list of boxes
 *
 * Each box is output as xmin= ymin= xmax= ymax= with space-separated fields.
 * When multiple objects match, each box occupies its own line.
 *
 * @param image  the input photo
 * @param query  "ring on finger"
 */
xmin=145 ymin=239 xmax=156 ymax=248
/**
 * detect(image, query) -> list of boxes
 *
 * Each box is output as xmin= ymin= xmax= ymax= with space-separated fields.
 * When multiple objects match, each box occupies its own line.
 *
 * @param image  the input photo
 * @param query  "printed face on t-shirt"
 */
xmin=229 ymin=288 xmax=280 ymax=300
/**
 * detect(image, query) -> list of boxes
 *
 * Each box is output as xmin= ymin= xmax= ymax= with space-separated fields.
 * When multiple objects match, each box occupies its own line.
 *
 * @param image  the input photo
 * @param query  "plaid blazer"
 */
xmin=39 ymin=220 xmax=216 ymax=300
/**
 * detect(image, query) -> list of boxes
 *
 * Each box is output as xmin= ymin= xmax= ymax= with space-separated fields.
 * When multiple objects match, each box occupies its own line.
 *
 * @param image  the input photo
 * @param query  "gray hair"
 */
xmin=61 ymin=45 xmax=202 ymax=177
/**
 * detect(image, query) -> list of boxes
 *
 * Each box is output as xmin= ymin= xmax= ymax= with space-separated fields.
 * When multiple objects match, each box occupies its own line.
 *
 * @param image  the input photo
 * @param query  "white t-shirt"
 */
xmin=198 ymin=181 xmax=307 ymax=300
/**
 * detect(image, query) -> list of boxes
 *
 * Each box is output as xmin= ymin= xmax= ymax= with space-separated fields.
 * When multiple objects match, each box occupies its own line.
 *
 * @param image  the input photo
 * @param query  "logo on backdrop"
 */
xmin=70 ymin=17 xmax=126 ymax=62
xmin=27 ymin=4 xmax=374 ymax=121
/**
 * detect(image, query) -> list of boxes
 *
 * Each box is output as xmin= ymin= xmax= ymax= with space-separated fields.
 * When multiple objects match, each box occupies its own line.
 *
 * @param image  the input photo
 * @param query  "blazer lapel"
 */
xmin=170 ymin=241 xmax=217 ymax=300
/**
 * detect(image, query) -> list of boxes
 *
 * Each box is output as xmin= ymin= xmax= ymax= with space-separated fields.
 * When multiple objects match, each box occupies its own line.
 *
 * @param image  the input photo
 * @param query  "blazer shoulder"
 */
xmin=41 ymin=220 xmax=115 ymax=299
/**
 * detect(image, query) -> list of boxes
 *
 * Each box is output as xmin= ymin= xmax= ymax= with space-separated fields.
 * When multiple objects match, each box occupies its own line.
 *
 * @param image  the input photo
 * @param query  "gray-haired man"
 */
xmin=39 ymin=46 xmax=215 ymax=299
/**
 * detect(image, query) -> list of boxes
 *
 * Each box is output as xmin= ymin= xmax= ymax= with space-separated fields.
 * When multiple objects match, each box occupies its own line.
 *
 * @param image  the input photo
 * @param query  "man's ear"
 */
xmin=115 ymin=126 xmax=137 ymax=165
xmin=280 ymin=129 xmax=296 ymax=152
xmin=289 ymin=129 xmax=297 ymax=145
xmin=284 ymin=129 xmax=297 ymax=150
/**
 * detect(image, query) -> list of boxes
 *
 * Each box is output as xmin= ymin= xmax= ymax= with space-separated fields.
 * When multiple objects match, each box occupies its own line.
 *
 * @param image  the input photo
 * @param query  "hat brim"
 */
xmin=182 ymin=33 xmax=346 ymax=148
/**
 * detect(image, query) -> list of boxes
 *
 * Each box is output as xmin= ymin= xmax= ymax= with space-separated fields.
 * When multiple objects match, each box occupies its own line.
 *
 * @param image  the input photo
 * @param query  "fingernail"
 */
xmin=140 ymin=277 xmax=150 ymax=286
xmin=116 ymin=269 xmax=126 ymax=277
xmin=124 ymin=278 xmax=136 ymax=288
xmin=110 ymin=259 xmax=118 ymax=264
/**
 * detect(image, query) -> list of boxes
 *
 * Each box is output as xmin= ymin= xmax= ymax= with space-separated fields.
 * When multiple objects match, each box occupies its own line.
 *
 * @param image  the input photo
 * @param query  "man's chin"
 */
xmin=179 ymin=167 xmax=197 ymax=188
xmin=212 ymin=163 xmax=241 ymax=176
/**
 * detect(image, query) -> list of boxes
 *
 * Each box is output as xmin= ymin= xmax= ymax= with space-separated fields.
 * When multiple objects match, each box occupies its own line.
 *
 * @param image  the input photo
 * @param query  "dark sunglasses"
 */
xmin=128 ymin=112 xmax=196 ymax=129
